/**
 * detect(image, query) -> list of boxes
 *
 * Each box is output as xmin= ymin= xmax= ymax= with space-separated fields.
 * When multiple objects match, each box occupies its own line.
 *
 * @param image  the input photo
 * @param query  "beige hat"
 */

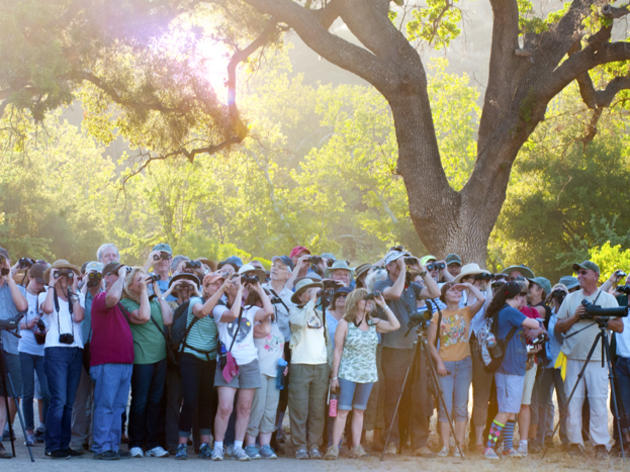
xmin=44 ymin=259 xmax=80 ymax=283
xmin=454 ymin=263 xmax=491 ymax=283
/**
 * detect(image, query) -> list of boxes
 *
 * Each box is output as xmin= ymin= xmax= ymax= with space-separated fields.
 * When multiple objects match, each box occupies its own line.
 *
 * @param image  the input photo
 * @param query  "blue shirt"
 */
xmin=545 ymin=311 xmax=563 ymax=367
xmin=0 ymin=283 xmax=26 ymax=354
xmin=496 ymin=304 xmax=527 ymax=376
xmin=374 ymin=278 xmax=423 ymax=349
xmin=80 ymin=290 xmax=98 ymax=344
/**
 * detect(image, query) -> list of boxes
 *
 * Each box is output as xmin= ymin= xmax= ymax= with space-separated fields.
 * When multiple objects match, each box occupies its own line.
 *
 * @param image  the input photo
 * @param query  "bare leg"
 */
xmin=350 ymin=410 xmax=365 ymax=448
xmin=213 ymin=387 xmax=236 ymax=442
xmin=234 ymin=389 xmax=255 ymax=443
xmin=454 ymin=420 xmax=467 ymax=449
xmin=332 ymin=410 xmax=350 ymax=447
xmin=518 ymin=404 xmax=530 ymax=443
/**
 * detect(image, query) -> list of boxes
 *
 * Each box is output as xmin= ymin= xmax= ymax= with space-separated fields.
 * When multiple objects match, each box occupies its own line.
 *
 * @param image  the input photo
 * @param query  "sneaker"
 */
xmin=437 ymin=446 xmax=449 ymax=457
xmin=66 ymin=448 xmax=84 ymax=457
xmin=232 ymin=446 xmax=250 ymax=461
xmin=566 ymin=443 xmax=586 ymax=457
xmin=350 ymin=444 xmax=368 ymax=458
xmin=295 ymin=447 xmax=309 ymax=460
xmin=453 ymin=447 xmax=463 ymax=458
xmin=94 ymin=450 xmax=119 ymax=460
xmin=46 ymin=449 xmax=71 ymax=459
xmin=594 ymin=445 xmax=608 ymax=460
xmin=324 ymin=445 xmax=339 ymax=460
xmin=259 ymin=444 xmax=278 ymax=459
xmin=0 ymin=443 xmax=12 ymax=459
xmin=517 ymin=442 xmax=528 ymax=457
xmin=175 ymin=444 xmax=187 ymax=460
xmin=384 ymin=443 xmax=398 ymax=455
xmin=484 ymin=447 xmax=500 ymax=460
xmin=146 ymin=446 xmax=169 ymax=457
xmin=502 ymin=448 xmax=523 ymax=457
xmin=244 ymin=445 xmax=261 ymax=459
xmin=129 ymin=447 xmax=144 ymax=458
xmin=34 ymin=428 xmax=45 ymax=443
xmin=309 ymin=447 xmax=322 ymax=459
xmin=413 ymin=445 xmax=436 ymax=458
xmin=211 ymin=447 xmax=224 ymax=461
xmin=25 ymin=432 xmax=35 ymax=446
xmin=198 ymin=443 xmax=212 ymax=459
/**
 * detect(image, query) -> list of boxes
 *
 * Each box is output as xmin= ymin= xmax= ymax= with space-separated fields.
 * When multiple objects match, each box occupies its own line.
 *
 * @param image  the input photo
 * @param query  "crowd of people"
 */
xmin=0 ymin=242 xmax=628 ymax=462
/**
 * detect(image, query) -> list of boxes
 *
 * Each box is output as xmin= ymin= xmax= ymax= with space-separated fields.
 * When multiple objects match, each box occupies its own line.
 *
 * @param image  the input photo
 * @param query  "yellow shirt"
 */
xmin=430 ymin=306 xmax=473 ymax=362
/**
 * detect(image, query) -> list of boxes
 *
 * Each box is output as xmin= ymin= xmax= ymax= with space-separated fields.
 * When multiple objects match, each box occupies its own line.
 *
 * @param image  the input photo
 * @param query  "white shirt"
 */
xmin=213 ymin=304 xmax=258 ymax=366
xmin=38 ymin=291 xmax=84 ymax=349
xmin=616 ymin=316 xmax=630 ymax=358
xmin=18 ymin=291 xmax=45 ymax=356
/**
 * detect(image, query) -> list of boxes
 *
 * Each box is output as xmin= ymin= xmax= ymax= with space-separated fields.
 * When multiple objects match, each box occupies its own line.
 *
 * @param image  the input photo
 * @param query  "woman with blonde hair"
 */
xmin=325 ymin=289 xmax=400 ymax=459
xmin=119 ymin=267 xmax=173 ymax=458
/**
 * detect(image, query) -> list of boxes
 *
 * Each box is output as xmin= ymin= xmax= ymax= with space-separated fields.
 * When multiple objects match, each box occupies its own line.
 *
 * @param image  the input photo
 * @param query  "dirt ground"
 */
xmin=3 ymin=436 xmax=626 ymax=472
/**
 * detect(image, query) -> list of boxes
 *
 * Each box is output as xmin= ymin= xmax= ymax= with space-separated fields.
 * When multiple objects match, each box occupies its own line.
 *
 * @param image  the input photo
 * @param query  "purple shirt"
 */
xmin=90 ymin=292 xmax=134 ymax=366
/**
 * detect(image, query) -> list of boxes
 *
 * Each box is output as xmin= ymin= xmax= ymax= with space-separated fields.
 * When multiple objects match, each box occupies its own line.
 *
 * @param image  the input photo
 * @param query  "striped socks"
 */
xmin=503 ymin=420 xmax=515 ymax=452
xmin=486 ymin=419 xmax=505 ymax=449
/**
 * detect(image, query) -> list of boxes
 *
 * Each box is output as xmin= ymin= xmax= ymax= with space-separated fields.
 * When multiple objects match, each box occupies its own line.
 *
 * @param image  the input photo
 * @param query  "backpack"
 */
xmin=477 ymin=317 xmax=518 ymax=372
xmin=168 ymin=301 xmax=192 ymax=353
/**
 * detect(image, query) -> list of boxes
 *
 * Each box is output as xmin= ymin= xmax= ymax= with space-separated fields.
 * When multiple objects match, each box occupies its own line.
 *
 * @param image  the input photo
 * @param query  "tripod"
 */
xmin=543 ymin=319 xmax=625 ymax=460
xmin=380 ymin=321 xmax=463 ymax=461
xmin=0 ymin=321 xmax=35 ymax=461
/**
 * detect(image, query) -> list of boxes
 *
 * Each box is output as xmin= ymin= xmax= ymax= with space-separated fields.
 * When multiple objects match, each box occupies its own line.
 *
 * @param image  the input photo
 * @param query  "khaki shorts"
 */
xmin=521 ymin=362 xmax=538 ymax=405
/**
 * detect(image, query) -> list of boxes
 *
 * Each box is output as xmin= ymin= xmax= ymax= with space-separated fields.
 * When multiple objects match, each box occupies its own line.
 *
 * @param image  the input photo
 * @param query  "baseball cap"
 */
xmin=528 ymin=276 xmax=552 ymax=295
xmin=572 ymin=260 xmax=600 ymax=274
xmin=271 ymin=255 xmax=294 ymax=270
xmin=290 ymin=246 xmax=310 ymax=259
xmin=152 ymin=243 xmax=173 ymax=255
xmin=85 ymin=261 xmax=104 ymax=274
xmin=445 ymin=253 xmax=462 ymax=266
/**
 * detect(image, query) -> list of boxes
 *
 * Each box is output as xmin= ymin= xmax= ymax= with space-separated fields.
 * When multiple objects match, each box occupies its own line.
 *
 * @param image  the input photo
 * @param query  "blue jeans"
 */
xmin=20 ymin=352 xmax=49 ymax=431
xmin=534 ymin=366 xmax=567 ymax=445
xmin=129 ymin=360 xmax=167 ymax=450
xmin=614 ymin=357 xmax=630 ymax=435
xmin=338 ymin=378 xmax=374 ymax=411
xmin=44 ymin=347 xmax=82 ymax=452
xmin=437 ymin=356 xmax=472 ymax=422
xmin=90 ymin=364 xmax=133 ymax=453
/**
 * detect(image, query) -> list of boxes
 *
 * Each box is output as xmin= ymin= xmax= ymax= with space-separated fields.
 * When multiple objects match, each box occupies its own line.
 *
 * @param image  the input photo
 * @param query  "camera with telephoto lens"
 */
xmin=241 ymin=273 xmax=259 ymax=285
xmin=58 ymin=333 xmax=75 ymax=345
xmin=617 ymin=285 xmax=630 ymax=295
xmin=54 ymin=269 xmax=75 ymax=280
xmin=86 ymin=271 xmax=103 ymax=288
xmin=580 ymin=299 xmax=629 ymax=319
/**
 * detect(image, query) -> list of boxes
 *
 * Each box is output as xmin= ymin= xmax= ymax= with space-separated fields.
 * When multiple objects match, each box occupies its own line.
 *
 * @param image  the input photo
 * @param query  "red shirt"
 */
xmin=89 ymin=292 xmax=134 ymax=366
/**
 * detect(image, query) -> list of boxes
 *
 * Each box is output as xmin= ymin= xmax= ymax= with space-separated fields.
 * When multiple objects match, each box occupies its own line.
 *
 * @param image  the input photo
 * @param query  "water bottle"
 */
xmin=276 ymin=358 xmax=288 ymax=390
xmin=328 ymin=390 xmax=338 ymax=417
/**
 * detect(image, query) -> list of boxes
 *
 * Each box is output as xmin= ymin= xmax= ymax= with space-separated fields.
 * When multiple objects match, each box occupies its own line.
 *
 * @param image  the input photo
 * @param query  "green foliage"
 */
xmin=405 ymin=0 xmax=462 ymax=49
xmin=589 ymin=241 xmax=630 ymax=283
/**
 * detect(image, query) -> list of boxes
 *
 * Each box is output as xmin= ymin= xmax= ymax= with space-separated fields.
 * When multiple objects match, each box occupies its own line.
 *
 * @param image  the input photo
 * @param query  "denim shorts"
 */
xmin=214 ymin=359 xmax=261 ymax=389
xmin=495 ymin=372 xmax=524 ymax=414
xmin=338 ymin=378 xmax=374 ymax=411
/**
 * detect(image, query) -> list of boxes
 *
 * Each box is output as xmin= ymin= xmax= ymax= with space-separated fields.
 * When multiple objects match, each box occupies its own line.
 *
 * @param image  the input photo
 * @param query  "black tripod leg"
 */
xmin=421 ymin=340 xmax=465 ymax=458
xmin=380 ymin=349 xmax=414 ymax=462
xmin=542 ymin=332 xmax=602 ymax=459
xmin=602 ymin=334 xmax=625 ymax=460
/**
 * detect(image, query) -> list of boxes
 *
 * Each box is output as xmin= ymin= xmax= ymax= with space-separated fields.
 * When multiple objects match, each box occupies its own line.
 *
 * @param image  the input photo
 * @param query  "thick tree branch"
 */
xmin=241 ymin=0 xmax=393 ymax=89
xmin=577 ymin=71 xmax=630 ymax=109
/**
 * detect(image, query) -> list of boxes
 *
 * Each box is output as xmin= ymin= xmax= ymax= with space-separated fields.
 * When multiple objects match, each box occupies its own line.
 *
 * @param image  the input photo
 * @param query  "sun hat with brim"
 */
xmin=354 ymin=263 xmax=372 ymax=280
xmin=85 ymin=261 xmax=104 ymax=274
xmin=291 ymin=278 xmax=323 ymax=304
xmin=238 ymin=263 xmax=267 ymax=281
xmin=454 ymin=263 xmax=491 ymax=282
xmin=558 ymin=275 xmax=579 ymax=291
xmin=44 ymin=259 xmax=80 ymax=282
xmin=383 ymin=250 xmax=406 ymax=266
xmin=528 ymin=276 xmax=552 ymax=296
xmin=420 ymin=255 xmax=437 ymax=266
xmin=329 ymin=260 xmax=352 ymax=273
xmin=202 ymin=273 xmax=225 ymax=286
xmin=445 ymin=253 xmax=462 ymax=266
xmin=28 ymin=262 xmax=49 ymax=284
xmin=170 ymin=272 xmax=200 ymax=290
xmin=572 ymin=260 xmax=600 ymax=274
xmin=501 ymin=264 xmax=535 ymax=279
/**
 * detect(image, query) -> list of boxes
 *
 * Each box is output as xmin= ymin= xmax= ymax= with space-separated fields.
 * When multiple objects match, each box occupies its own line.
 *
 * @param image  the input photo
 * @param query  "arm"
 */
xmin=69 ymin=276 xmax=84 ymax=323
xmin=105 ymin=266 xmax=127 ymax=308
xmin=142 ymin=250 xmax=158 ymax=273
xmin=427 ymin=320 xmax=448 ymax=376
xmin=127 ymin=284 xmax=151 ymax=324
xmin=374 ymin=295 xmax=400 ymax=333
xmin=462 ymin=283 xmax=485 ymax=315
xmin=330 ymin=319 xmax=348 ymax=391
xmin=6 ymin=267 xmax=27 ymax=312
xmin=607 ymin=318 xmax=624 ymax=333
xmin=285 ymin=255 xmax=309 ymax=290
xmin=555 ymin=304 xmax=583 ymax=335
xmin=153 ymin=281 xmax=173 ymax=326
xmin=382 ymin=258 xmax=406 ymax=300
xmin=41 ymin=283 xmax=55 ymax=314
xmin=192 ymin=281 xmax=228 ymax=319
xmin=523 ymin=317 xmax=541 ymax=329
xmin=216 ymin=283 xmax=244 ymax=323
xmin=253 ymin=283 xmax=274 ymax=321
xmin=438 ymin=261 xmax=455 ymax=283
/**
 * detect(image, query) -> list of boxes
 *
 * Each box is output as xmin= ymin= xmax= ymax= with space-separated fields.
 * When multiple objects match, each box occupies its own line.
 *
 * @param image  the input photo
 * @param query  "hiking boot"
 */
xmin=324 ymin=445 xmax=339 ymax=460
xmin=175 ymin=444 xmax=187 ymax=460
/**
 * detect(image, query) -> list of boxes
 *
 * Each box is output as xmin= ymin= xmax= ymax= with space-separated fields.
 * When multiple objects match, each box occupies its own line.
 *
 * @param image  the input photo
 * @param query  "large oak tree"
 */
xmin=2 ymin=0 xmax=630 ymax=261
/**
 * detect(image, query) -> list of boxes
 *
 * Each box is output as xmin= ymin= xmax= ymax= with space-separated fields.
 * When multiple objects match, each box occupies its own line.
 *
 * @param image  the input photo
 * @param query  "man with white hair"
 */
xmin=96 ymin=244 xmax=120 ymax=265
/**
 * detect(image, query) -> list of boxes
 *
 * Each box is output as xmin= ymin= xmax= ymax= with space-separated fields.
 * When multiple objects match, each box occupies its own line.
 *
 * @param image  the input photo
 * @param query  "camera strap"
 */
xmin=53 ymin=289 xmax=75 ymax=338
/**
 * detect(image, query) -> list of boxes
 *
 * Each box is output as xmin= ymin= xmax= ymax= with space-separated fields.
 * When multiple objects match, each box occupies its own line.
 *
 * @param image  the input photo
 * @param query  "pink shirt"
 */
xmin=89 ymin=292 xmax=134 ymax=366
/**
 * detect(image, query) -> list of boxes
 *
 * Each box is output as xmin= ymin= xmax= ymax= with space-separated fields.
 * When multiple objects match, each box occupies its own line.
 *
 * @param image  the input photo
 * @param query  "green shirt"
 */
xmin=120 ymin=297 xmax=166 ymax=365
xmin=182 ymin=297 xmax=218 ymax=361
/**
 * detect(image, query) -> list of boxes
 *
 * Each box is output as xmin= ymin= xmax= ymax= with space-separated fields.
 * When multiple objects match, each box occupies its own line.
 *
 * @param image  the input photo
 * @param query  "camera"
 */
xmin=18 ymin=257 xmax=35 ymax=269
xmin=408 ymin=308 xmax=433 ymax=329
xmin=306 ymin=255 xmax=323 ymax=265
xmin=241 ymin=273 xmax=259 ymax=285
xmin=615 ymin=270 xmax=627 ymax=278
xmin=146 ymin=274 xmax=160 ymax=283
xmin=365 ymin=290 xmax=382 ymax=300
xmin=152 ymin=251 xmax=170 ymax=261
xmin=426 ymin=262 xmax=446 ymax=272
xmin=86 ymin=271 xmax=103 ymax=288
xmin=185 ymin=260 xmax=201 ymax=269
xmin=617 ymin=285 xmax=630 ymax=295
xmin=54 ymin=269 xmax=75 ymax=280
xmin=550 ymin=288 xmax=567 ymax=305
xmin=58 ymin=333 xmax=75 ymax=345
xmin=404 ymin=256 xmax=418 ymax=265
xmin=474 ymin=272 xmax=493 ymax=281
xmin=580 ymin=300 xmax=629 ymax=318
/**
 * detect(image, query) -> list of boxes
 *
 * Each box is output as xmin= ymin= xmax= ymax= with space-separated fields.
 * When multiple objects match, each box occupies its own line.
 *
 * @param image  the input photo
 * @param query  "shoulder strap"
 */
xmin=117 ymin=302 xmax=132 ymax=324
xmin=227 ymin=307 xmax=243 ymax=353
xmin=504 ymin=326 xmax=518 ymax=343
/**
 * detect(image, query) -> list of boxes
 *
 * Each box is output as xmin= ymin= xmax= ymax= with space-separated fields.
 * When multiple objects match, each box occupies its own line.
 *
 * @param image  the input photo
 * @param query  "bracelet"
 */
xmin=331 ymin=376 xmax=338 ymax=381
